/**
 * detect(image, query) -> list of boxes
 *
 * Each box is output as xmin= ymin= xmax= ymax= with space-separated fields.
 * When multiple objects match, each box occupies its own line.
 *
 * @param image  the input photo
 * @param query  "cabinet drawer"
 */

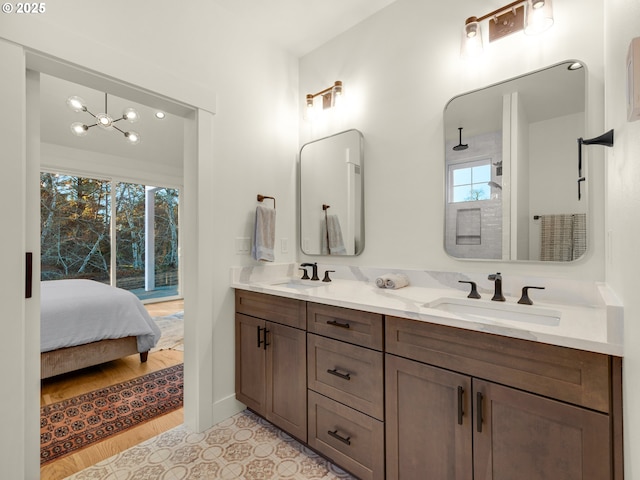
xmin=386 ymin=316 xmax=611 ymax=413
xmin=235 ymin=290 xmax=306 ymax=329
xmin=308 ymin=334 xmax=384 ymax=420
xmin=308 ymin=390 xmax=384 ymax=480
xmin=307 ymin=302 xmax=383 ymax=350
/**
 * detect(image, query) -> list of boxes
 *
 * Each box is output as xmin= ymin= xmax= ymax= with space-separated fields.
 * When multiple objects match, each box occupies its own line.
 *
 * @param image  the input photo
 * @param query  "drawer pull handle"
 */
xmin=257 ymin=326 xmax=264 ymax=348
xmin=457 ymin=386 xmax=464 ymax=425
xmin=476 ymin=391 xmax=484 ymax=433
xmin=328 ymin=429 xmax=351 ymax=446
xmin=327 ymin=319 xmax=350 ymax=329
xmin=263 ymin=328 xmax=270 ymax=350
xmin=327 ymin=368 xmax=351 ymax=381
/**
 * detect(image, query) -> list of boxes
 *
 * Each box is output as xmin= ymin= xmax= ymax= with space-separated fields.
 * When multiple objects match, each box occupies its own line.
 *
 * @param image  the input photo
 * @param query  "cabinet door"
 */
xmin=386 ymin=354 xmax=473 ymax=480
xmin=266 ymin=321 xmax=307 ymax=441
xmin=473 ymin=379 xmax=611 ymax=480
xmin=235 ymin=313 xmax=266 ymax=414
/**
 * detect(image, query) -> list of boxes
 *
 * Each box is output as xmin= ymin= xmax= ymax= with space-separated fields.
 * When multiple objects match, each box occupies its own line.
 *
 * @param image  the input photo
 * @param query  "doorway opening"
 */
xmin=34 ymin=64 xmax=193 ymax=478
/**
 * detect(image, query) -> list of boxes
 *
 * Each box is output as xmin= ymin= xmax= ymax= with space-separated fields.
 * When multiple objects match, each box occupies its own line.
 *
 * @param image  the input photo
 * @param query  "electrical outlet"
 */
xmin=281 ymin=238 xmax=289 ymax=254
xmin=235 ymin=237 xmax=250 ymax=254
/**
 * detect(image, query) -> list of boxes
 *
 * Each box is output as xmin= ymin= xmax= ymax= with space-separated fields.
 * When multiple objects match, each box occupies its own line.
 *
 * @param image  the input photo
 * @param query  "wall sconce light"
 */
xmin=462 ymin=0 xmax=554 ymax=57
xmin=576 ymin=129 xmax=614 ymax=200
xmin=306 ymin=81 xmax=343 ymax=112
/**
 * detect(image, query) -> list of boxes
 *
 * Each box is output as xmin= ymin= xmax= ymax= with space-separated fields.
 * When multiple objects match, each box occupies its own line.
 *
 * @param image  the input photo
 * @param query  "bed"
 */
xmin=40 ymin=279 xmax=162 ymax=379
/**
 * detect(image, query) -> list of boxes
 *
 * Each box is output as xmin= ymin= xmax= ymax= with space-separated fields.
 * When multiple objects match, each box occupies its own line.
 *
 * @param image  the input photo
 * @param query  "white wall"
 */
xmin=0 ymin=2 xmax=298 ymax=476
xmin=299 ymin=0 xmax=606 ymax=282
xmin=604 ymin=0 xmax=640 ymax=477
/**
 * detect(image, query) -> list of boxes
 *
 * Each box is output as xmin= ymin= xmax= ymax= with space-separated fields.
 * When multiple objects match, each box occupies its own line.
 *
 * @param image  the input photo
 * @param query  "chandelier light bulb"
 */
xmin=96 ymin=113 xmax=113 ymax=128
xmin=123 ymin=107 xmax=140 ymax=122
xmin=66 ymin=96 xmax=86 ymax=112
xmin=70 ymin=122 xmax=89 ymax=137
xmin=125 ymin=131 xmax=141 ymax=145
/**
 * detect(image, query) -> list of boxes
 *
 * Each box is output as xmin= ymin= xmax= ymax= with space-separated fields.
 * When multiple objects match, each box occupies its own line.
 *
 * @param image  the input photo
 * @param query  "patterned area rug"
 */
xmin=40 ymin=364 xmax=184 ymax=465
xmin=152 ymin=311 xmax=184 ymax=352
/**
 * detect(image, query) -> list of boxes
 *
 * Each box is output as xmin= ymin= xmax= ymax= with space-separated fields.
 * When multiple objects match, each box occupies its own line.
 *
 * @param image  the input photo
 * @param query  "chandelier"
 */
xmin=67 ymin=93 xmax=141 ymax=145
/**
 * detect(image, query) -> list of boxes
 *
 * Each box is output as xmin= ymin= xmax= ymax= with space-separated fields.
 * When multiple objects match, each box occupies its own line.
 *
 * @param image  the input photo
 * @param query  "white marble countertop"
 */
xmin=231 ymin=264 xmax=624 ymax=356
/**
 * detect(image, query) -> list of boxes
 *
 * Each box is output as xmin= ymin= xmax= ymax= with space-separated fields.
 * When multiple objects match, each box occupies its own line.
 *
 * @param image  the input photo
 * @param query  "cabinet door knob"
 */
xmin=327 ymin=368 xmax=351 ymax=381
xmin=457 ymin=386 xmax=464 ymax=425
xmin=328 ymin=429 xmax=351 ymax=446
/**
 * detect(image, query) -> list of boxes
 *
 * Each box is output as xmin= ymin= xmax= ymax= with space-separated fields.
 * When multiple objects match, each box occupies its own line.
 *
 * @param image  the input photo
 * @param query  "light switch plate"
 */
xmin=235 ymin=237 xmax=250 ymax=254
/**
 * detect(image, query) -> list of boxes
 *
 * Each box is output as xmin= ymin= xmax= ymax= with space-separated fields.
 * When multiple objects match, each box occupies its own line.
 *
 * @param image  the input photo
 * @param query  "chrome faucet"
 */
xmin=488 ymin=272 xmax=505 ymax=302
xmin=300 ymin=262 xmax=319 ymax=281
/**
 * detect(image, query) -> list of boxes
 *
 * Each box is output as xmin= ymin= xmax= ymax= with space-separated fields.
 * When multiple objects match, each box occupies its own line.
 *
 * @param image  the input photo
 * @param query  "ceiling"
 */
xmin=40 ymin=1 xmax=398 ymax=170
xmin=40 ymin=74 xmax=185 ymax=167
xmin=213 ymin=0 xmax=399 ymax=57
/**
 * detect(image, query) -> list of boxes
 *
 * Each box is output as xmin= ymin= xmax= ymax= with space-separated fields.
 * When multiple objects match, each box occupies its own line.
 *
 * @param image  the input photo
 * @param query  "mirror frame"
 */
xmin=299 ymin=129 xmax=365 ymax=256
xmin=442 ymin=60 xmax=589 ymax=263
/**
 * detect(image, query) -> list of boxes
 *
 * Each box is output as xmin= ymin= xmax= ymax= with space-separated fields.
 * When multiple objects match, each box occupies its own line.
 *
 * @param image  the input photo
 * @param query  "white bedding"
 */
xmin=41 ymin=279 xmax=161 ymax=353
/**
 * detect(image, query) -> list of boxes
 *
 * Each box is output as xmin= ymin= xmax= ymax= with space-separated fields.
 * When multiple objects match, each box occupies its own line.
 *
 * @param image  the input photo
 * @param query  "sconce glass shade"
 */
xmin=70 ymin=122 xmax=89 ymax=136
xmin=124 ymin=131 xmax=141 ymax=145
xmin=524 ymin=0 xmax=554 ymax=35
xmin=66 ymin=96 xmax=86 ymax=112
xmin=123 ymin=107 xmax=140 ymax=122
xmin=461 ymin=17 xmax=483 ymax=57
xmin=331 ymin=81 xmax=343 ymax=107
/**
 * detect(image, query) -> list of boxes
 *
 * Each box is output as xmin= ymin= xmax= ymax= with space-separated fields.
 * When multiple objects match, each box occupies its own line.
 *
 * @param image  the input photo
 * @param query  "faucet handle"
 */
xmin=322 ymin=270 xmax=335 ymax=282
xmin=459 ymin=280 xmax=481 ymax=299
xmin=518 ymin=286 xmax=545 ymax=305
xmin=299 ymin=267 xmax=310 ymax=280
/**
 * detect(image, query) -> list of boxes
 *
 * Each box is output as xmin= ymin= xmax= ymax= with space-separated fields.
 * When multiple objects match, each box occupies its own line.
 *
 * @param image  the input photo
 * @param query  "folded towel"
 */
xmin=251 ymin=205 xmax=275 ymax=262
xmin=375 ymin=276 xmax=388 ymax=288
xmin=385 ymin=273 xmax=409 ymax=289
xmin=375 ymin=273 xmax=410 ymax=289
xmin=321 ymin=215 xmax=347 ymax=255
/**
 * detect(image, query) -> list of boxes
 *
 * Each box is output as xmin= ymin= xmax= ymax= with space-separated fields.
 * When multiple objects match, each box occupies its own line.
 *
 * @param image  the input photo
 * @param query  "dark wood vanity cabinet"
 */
xmin=307 ymin=302 xmax=385 ymax=480
xmin=235 ymin=291 xmax=623 ymax=480
xmin=385 ymin=315 xmax=621 ymax=480
xmin=235 ymin=290 xmax=307 ymax=441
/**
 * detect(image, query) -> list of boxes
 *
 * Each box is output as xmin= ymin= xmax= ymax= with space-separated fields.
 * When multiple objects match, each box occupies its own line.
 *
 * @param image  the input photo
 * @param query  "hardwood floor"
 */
xmin=40 ymin=299 xmax=184 ymax=480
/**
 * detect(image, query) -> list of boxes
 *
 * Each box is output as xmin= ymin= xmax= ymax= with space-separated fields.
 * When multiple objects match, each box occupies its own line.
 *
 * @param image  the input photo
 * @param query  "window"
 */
xmin=40 ymin=173 xmax=111 ymax=283
xmin=41 ymin=172 xmax=180 ymax=301
xmin=449 ymin=160 xmax=492 ymax=203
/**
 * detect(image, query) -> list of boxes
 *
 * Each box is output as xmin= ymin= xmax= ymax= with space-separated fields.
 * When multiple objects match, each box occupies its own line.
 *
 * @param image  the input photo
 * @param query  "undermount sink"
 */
xmin=426 ymin=297 xmax=561 ymax=327
xmin=261 ymin=278 xmax=321 ymax=290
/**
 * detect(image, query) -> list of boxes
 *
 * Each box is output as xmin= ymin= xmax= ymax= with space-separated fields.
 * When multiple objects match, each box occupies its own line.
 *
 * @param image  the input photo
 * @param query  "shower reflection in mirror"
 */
xmin=444 ymin=60 xmax=588 ymax=262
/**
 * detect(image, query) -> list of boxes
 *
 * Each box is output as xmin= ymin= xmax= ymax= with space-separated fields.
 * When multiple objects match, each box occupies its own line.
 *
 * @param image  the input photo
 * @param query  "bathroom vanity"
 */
xmin=233 ymin=267 xmax=623 ymax=480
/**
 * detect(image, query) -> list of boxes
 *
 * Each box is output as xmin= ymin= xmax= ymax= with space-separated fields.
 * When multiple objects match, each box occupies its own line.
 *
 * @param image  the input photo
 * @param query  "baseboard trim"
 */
xmin=212 ymin=393 xmax=245 ymax=425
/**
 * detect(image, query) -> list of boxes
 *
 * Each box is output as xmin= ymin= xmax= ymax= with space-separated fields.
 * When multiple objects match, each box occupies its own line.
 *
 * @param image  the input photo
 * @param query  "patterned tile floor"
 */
xmin=67 ymin=410 xmax=358 ymax=479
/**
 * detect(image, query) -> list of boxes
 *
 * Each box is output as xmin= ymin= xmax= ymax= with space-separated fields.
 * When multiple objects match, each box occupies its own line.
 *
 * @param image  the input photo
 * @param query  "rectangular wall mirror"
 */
xmin=443 ymin=60 xmax=587 ymax=262
xmin=300 ymin=129 xmax=364 ymax=256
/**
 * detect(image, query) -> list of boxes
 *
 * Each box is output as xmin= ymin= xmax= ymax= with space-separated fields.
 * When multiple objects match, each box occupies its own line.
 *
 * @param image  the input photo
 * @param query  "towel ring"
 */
xmin=257 ymin=194 xmax=276 ymax=209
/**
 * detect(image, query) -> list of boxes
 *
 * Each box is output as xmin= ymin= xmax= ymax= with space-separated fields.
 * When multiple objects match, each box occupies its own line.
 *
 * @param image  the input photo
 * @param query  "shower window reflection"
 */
xmin=449 ymin=160 xmax=492 ymax=202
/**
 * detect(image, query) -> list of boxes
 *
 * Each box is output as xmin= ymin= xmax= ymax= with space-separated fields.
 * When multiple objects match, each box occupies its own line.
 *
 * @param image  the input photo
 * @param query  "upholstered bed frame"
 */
xmin=41 ymin=337 xmax=149 ymax=379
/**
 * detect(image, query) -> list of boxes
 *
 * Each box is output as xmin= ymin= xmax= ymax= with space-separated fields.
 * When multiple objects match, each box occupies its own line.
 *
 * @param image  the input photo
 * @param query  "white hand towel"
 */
xmin=385 ymin=273 xmax=409 ymax=289
xmin=321 ymin=215 xmax=347 ymax=255
xmin=251 ymin=205 xmax=275 ymax=262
